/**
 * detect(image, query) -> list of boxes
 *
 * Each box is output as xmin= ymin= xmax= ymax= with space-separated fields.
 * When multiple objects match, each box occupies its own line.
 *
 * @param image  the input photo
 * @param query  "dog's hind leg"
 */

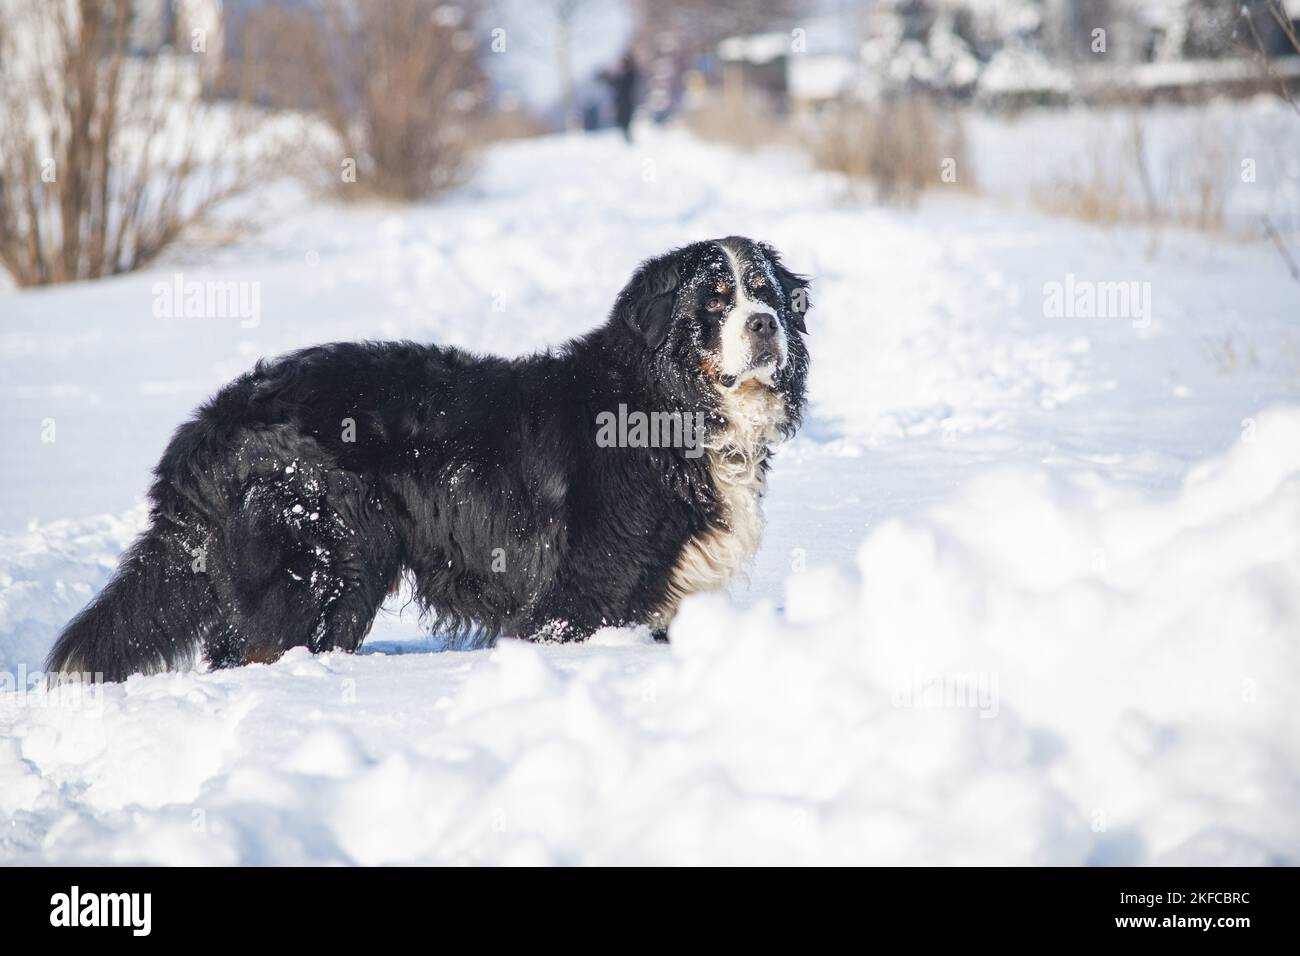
xmin=209 ymin=470 xmax=400 ymax=668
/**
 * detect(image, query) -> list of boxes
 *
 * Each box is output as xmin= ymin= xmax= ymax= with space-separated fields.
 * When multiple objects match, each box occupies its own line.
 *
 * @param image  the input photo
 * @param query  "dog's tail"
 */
xmin=46 ymin=520 xmax=214 ymax=683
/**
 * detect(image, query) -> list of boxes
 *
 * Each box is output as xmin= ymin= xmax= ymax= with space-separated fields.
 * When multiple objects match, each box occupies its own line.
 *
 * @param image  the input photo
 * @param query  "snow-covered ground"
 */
xmin=2 ymin=123 xmax=1298 ymax=864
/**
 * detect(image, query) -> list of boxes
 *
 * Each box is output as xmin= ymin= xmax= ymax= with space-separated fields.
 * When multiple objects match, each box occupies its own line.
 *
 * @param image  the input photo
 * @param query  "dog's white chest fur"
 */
xmin=656 ymin=383 xmax=787 ymax=621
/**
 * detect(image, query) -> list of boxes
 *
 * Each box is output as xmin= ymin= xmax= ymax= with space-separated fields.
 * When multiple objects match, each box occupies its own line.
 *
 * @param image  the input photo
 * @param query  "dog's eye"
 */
xmin=704 ymin=296 xmax=725 ymax=312
xmin=749 ymin=275 xmax=766 ymax=290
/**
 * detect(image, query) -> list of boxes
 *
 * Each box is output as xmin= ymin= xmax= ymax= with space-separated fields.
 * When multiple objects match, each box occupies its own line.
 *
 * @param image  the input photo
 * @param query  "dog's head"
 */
xmin=610 ymin=237 xmax=811 ymax=422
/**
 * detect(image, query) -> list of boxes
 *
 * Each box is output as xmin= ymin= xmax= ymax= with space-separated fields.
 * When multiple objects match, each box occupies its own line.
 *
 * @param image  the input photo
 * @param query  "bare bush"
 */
xmin=0 ymin=0 xmax=276 ymax=287
xmin=684 ymin=98 xmax=791 ymax=151
xmin=467 ymin=103 xmax=552 ymax=146
xmin=244 ymin=0 xmax=485 ymax=202
xmin=808 ymin=97 xmax=972 ymax=206
xmin=1033 ymin=114 xmax=1230 ymax=232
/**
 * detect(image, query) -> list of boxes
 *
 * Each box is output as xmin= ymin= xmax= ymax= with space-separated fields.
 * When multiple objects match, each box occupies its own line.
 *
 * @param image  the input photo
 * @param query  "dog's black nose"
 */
xmin=745 ymin=313 xmax=777 ymax=336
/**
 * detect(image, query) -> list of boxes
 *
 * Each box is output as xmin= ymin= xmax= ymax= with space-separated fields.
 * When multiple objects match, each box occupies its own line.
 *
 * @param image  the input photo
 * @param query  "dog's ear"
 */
xmin=760 ymin=242 xmax=811 ymax=335
xmin=614 ymin=247 xmax=688 ymax=349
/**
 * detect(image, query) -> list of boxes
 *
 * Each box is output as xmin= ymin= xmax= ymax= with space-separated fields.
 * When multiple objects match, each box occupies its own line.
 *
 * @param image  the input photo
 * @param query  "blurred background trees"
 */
xmin=0 ymin=0 xmax=275 ymax=285
xmin=233 ymin=0 xmax=485 ymax=200
xmin=2 ymin=0 xmax=1298 ymax=287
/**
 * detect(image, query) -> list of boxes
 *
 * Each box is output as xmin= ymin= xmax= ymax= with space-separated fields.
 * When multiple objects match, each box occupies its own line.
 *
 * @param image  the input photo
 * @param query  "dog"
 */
xmin=48 ymin=237 xmax=811 ymax=681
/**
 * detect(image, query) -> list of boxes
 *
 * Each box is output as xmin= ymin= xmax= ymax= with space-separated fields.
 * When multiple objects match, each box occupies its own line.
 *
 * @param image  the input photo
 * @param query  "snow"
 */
xmin=788 ymin=54 xmax=860 ymax=102
xmin=2 ymin=120 xmax=1299 ymax=864
xmin=977 ymin=45 xmax=1074 ymax=96
xmin=718 ymin=32 xmax=793 ymax=65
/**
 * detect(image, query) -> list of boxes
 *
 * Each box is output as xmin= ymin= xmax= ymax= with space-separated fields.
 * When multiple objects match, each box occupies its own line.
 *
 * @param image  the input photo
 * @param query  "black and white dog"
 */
xmin=49 ymin=237 xmax=811 ymax=681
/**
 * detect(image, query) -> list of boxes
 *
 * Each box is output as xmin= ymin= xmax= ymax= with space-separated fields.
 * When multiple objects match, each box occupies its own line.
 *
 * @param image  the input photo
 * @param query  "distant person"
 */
xmin=600 ymin=51 xmax=640 ymax=143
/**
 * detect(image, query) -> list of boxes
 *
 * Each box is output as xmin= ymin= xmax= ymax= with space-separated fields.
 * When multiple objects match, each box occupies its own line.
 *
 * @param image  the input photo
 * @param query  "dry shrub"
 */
xmin=465 ymin=104 xmax=551 ymax=147
xmin=0 ymin=0 xmax=278 ymax=287
xmin=242 ymin=0 xmax=484 ymax=202
xmin=808 ymin=97 xmax=971 ymax=206
xmin=684 ymin=98 xmax=791 ymax=151
xmin=1033 ymin=149 xmax=1145 ymax=227
xmin=1034 ymin=114 xmax=1229 ymax=232
xmin=1162 ymin=143 xmax=1230 ymax=232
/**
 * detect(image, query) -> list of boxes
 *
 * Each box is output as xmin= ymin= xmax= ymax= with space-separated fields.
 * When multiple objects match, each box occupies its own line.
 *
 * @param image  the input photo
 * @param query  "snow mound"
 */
xmin=2 ymin=409 xmax=1296 ymax=864
xmin=0 ymin=505 xmax=148 ymax=675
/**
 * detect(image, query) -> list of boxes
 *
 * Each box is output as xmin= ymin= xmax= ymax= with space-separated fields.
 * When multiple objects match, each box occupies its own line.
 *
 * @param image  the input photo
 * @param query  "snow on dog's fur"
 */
xmin=48 ymin=237 xmax=811 ymax=681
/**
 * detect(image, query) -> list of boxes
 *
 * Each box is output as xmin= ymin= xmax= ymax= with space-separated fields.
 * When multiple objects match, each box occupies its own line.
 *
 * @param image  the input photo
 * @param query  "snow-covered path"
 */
xmin=2 ymin=128 xmax=1298 ymax=864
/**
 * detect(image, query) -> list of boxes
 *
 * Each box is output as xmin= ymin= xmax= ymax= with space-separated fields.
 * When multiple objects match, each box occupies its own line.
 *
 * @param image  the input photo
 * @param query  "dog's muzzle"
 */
xmin=743 ymin=311 xmax=784 ymax=370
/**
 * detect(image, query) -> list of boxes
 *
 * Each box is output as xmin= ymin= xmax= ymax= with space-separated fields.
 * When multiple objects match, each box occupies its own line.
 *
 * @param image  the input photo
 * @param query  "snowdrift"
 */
xmin=3 ymin=408 xmax=1296 ymax=864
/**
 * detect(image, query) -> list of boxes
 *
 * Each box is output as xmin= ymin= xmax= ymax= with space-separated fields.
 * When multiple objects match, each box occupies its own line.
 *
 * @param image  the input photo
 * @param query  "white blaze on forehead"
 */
xmin=718 ymin=243 xmax=788 ymax=381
